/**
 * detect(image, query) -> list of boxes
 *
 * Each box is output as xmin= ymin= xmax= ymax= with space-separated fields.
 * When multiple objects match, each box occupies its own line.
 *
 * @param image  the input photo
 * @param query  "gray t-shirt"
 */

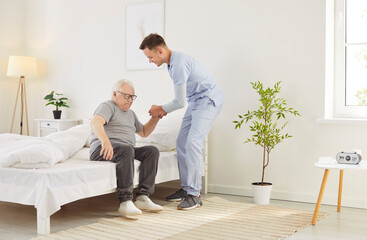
xmin=89 ymin=100 xmax=143 ymax=154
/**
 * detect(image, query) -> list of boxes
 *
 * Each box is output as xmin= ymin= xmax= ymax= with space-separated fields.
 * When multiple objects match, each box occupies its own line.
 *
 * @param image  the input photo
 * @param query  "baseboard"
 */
xmin=208 ymin=184 xmax=367 ymax=209
xmin=156 ymin=176 xmax=208 ymax=193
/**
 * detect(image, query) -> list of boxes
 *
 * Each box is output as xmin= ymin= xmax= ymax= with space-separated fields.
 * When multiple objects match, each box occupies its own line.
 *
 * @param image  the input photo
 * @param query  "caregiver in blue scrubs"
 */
xmin=140 ymin=34 xmax=224 ymax=210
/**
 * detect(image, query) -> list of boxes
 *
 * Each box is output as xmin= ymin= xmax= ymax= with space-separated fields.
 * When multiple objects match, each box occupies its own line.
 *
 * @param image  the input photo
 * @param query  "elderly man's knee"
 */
xmin=114 ymin=144 xmax=135 ymax=159
xmin=146 ymin=145 xmax=160 ymax=159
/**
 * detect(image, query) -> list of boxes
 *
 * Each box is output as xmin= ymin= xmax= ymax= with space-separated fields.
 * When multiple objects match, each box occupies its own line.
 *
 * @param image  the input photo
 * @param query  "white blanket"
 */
xmin=0 ymin=124 xmax=90 ymax=168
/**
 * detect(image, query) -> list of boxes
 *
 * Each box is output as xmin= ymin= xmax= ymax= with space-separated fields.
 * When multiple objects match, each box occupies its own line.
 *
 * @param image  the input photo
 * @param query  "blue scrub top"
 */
xmin=167 ymin=51 xmax=224 ymax=106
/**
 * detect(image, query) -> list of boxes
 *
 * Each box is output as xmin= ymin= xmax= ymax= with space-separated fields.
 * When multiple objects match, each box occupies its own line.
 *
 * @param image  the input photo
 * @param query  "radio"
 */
xmin=336 ymin=152 xmax=362 ymax=165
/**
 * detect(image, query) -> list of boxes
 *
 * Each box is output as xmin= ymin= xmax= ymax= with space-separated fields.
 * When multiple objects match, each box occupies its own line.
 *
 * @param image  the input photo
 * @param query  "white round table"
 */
xmin=312 ymin=159 xmax=367 ymax=225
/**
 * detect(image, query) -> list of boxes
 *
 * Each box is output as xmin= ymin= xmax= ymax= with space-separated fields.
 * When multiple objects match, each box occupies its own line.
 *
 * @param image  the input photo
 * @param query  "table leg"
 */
xmin=337 ymin=169 xmax=344 ymax=212
xmin=312 ymin=169 xmax=330 ymax=225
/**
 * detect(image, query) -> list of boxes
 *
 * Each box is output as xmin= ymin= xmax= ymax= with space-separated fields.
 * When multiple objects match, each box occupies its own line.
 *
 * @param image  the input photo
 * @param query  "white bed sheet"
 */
xmin=0 ymin=147 xmax=179 ymax=221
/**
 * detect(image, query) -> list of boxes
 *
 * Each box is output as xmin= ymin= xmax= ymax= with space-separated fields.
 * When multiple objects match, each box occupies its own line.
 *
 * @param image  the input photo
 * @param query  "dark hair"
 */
xmin=139 ymin=33 xmax=166 ymax=50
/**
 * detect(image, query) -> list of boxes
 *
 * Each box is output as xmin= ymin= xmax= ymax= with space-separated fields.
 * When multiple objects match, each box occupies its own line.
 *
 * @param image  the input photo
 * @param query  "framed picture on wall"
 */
xmin=125 ymin=0 xmax=165 ymax=70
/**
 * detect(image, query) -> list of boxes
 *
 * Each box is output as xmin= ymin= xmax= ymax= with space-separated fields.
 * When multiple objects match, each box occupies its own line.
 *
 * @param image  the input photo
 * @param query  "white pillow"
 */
xmin=136 ymin=107 xmax=186 ymax=150
xmin=0 ymin=125 xmax=91 ymax=169
xmin=46 ymin=124 xmax=91 ymax=157
xmin=82 ymin=118 xmax=92 ymax=147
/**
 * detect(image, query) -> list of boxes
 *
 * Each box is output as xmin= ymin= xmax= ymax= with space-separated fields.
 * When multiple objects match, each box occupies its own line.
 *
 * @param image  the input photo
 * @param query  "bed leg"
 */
xmin=37 ymin=210 xmax=50 ymax=235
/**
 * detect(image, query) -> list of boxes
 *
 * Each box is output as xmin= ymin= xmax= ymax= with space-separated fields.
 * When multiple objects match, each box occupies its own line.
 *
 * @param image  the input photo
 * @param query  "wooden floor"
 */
xmin=1 ymin=185 xmax=366 ymax=240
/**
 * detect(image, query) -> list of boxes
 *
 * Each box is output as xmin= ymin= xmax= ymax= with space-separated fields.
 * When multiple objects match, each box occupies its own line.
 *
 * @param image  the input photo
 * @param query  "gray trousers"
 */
xmin=90 ymin=142 xmax=159 ymax=202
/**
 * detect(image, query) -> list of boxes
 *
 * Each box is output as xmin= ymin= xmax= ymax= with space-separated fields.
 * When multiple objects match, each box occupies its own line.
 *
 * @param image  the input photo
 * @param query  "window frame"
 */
xmin=333 ymin=0 xmax=367 ymax=118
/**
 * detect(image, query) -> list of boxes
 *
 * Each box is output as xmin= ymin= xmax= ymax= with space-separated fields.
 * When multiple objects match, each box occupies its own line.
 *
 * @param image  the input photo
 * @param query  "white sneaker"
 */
xmin=134 ymin=195 xmax=163 ymax=212
xmin=118 ymin=200 xmax=142 ymax=217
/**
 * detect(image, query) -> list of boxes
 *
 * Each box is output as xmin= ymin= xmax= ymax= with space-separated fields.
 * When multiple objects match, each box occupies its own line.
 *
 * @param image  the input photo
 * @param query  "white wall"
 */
xmin=23 ymin=0 xmax=174 ymax=127
xmin=3 ymin=0 xmax=367 ymax=208
xmin=0 ymin=0 xmax=25 ymax=134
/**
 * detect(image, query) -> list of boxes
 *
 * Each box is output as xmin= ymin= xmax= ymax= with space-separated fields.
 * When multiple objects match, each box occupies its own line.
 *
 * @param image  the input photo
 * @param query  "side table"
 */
xmin=34 ymin=119 xmax=80 ymax=137
xmin=312 ymin=159 xmax=367 ymax=225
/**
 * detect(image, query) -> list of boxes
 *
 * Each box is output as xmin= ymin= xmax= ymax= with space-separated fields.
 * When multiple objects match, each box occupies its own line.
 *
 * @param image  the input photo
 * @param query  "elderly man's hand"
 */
xmin=100 ymin=140 xmax=114 ymax=160
xmin=149 ymin=105 xmax=167 ymax=119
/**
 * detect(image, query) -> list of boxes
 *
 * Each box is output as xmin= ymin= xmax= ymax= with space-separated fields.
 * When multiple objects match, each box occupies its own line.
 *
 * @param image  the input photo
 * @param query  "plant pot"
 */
xmin=251 ymin=182 xmax=272 ymax=205
xmin=53 ymin=110 xmax=62 ymax=119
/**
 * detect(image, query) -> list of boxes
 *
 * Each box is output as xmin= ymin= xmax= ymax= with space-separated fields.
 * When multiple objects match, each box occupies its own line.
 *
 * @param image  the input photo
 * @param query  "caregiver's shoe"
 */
xmin=178 ymin=195 xmax=202 ymax=210
xmin=166 ymin=188 xmax=187 ymax=202
xmin=118 ymin=200 xmax=142 ymax=217
xmin=134 ymin=195 xmax=163 ymax=212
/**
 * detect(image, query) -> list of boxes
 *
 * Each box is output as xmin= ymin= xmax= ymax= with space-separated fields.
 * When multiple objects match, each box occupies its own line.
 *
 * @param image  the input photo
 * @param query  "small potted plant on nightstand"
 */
xmin=44 ymin=91 xmax=69 ymax=119
xmin=233 ymin=81 xmax=300 ymax=205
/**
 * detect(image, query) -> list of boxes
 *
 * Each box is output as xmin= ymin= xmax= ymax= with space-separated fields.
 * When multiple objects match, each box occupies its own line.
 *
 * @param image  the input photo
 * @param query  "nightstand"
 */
xmin=312 ymin=159 xmax=367 ymax=225
xmin=34 ymin=119 xmax=80 ymax=137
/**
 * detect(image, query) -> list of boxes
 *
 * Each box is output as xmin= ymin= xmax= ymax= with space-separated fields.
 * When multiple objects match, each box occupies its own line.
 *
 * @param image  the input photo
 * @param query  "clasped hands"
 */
xmin=149 ymin=105 xmax=167 ymax=119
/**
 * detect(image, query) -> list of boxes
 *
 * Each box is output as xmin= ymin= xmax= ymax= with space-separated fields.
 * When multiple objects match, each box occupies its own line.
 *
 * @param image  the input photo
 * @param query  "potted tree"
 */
xmin=233 ymin=81 xmax=300 ymax=204
xmin=44 ymin=91 xmax=69 ymax=119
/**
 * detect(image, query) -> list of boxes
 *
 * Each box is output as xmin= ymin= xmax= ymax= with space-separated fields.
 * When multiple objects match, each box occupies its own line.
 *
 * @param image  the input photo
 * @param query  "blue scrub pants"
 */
xmin=176 ymin=97 xmax=223 ymax=196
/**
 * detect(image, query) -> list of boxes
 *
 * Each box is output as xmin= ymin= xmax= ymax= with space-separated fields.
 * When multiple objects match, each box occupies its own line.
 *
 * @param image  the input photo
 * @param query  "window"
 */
xmin=333 ymin=0 xmax=367 ymax=118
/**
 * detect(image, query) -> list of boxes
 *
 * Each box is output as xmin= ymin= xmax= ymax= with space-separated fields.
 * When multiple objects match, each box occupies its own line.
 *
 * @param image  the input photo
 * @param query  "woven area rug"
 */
xmin=32 ymin=197 xmax=327 ymax=240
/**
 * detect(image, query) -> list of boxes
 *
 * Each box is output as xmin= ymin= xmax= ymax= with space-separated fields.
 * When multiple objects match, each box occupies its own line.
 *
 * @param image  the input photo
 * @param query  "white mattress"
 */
xmin=0 ymin=147 xmax=179 ymax=220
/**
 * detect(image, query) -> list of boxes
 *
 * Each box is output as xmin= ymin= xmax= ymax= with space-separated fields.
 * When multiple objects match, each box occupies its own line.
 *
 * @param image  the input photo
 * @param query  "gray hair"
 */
xmin=112 ymin=79 xmax=134 ymax=98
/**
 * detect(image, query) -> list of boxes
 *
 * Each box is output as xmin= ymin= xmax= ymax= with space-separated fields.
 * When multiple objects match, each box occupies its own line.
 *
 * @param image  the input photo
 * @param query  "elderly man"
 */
xmin=89 ymin=79 xmax=163 ymax=217
xmin=140 ymin=34 xmax=224 ymax=210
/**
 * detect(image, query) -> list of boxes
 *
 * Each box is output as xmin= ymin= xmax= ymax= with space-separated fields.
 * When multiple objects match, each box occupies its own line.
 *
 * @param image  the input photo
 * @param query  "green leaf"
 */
xmin=44 ymin=91 xmax=69 ymax=109
xmin=233 ymin=80 xmax=301 ymax=176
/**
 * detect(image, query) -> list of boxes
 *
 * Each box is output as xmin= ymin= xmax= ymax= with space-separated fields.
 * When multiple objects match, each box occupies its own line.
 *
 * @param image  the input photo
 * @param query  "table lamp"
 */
xmin=7 ymin=56 xmax=37 ymax=135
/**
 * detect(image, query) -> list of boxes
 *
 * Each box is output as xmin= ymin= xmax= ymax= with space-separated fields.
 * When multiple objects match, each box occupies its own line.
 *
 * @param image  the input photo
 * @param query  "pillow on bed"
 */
xmin=0 ymin=124 xmax=91 ymax=168
xmin=46 ymin=124 xmax=91 ymax=156
xmin=136 ymin=108 xmax=186 ymax=150
xmin=82 ymin=118 xmax=92 ymax=147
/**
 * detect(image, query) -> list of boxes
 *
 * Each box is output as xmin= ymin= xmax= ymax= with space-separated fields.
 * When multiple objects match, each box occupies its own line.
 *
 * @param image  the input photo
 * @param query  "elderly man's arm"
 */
xmin=90 ymin=115 xmax=113 ymax=160
xmin=137 ymin=117 xmax=160 ymax=137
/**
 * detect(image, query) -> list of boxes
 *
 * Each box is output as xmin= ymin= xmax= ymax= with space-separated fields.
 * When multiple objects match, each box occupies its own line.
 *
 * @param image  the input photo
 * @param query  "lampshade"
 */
xmin=7 ymin=56 xmax=37 ymax=77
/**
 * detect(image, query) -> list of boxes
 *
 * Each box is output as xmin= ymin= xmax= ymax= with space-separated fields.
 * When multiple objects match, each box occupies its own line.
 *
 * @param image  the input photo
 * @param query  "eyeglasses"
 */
xmin=117 ymin=91 xmax=137 ymax=100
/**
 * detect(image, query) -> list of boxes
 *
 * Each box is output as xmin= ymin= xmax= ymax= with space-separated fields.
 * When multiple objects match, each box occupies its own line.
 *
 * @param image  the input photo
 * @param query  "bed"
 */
xmin=0 ymin=109 xmax=209 ymax=235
